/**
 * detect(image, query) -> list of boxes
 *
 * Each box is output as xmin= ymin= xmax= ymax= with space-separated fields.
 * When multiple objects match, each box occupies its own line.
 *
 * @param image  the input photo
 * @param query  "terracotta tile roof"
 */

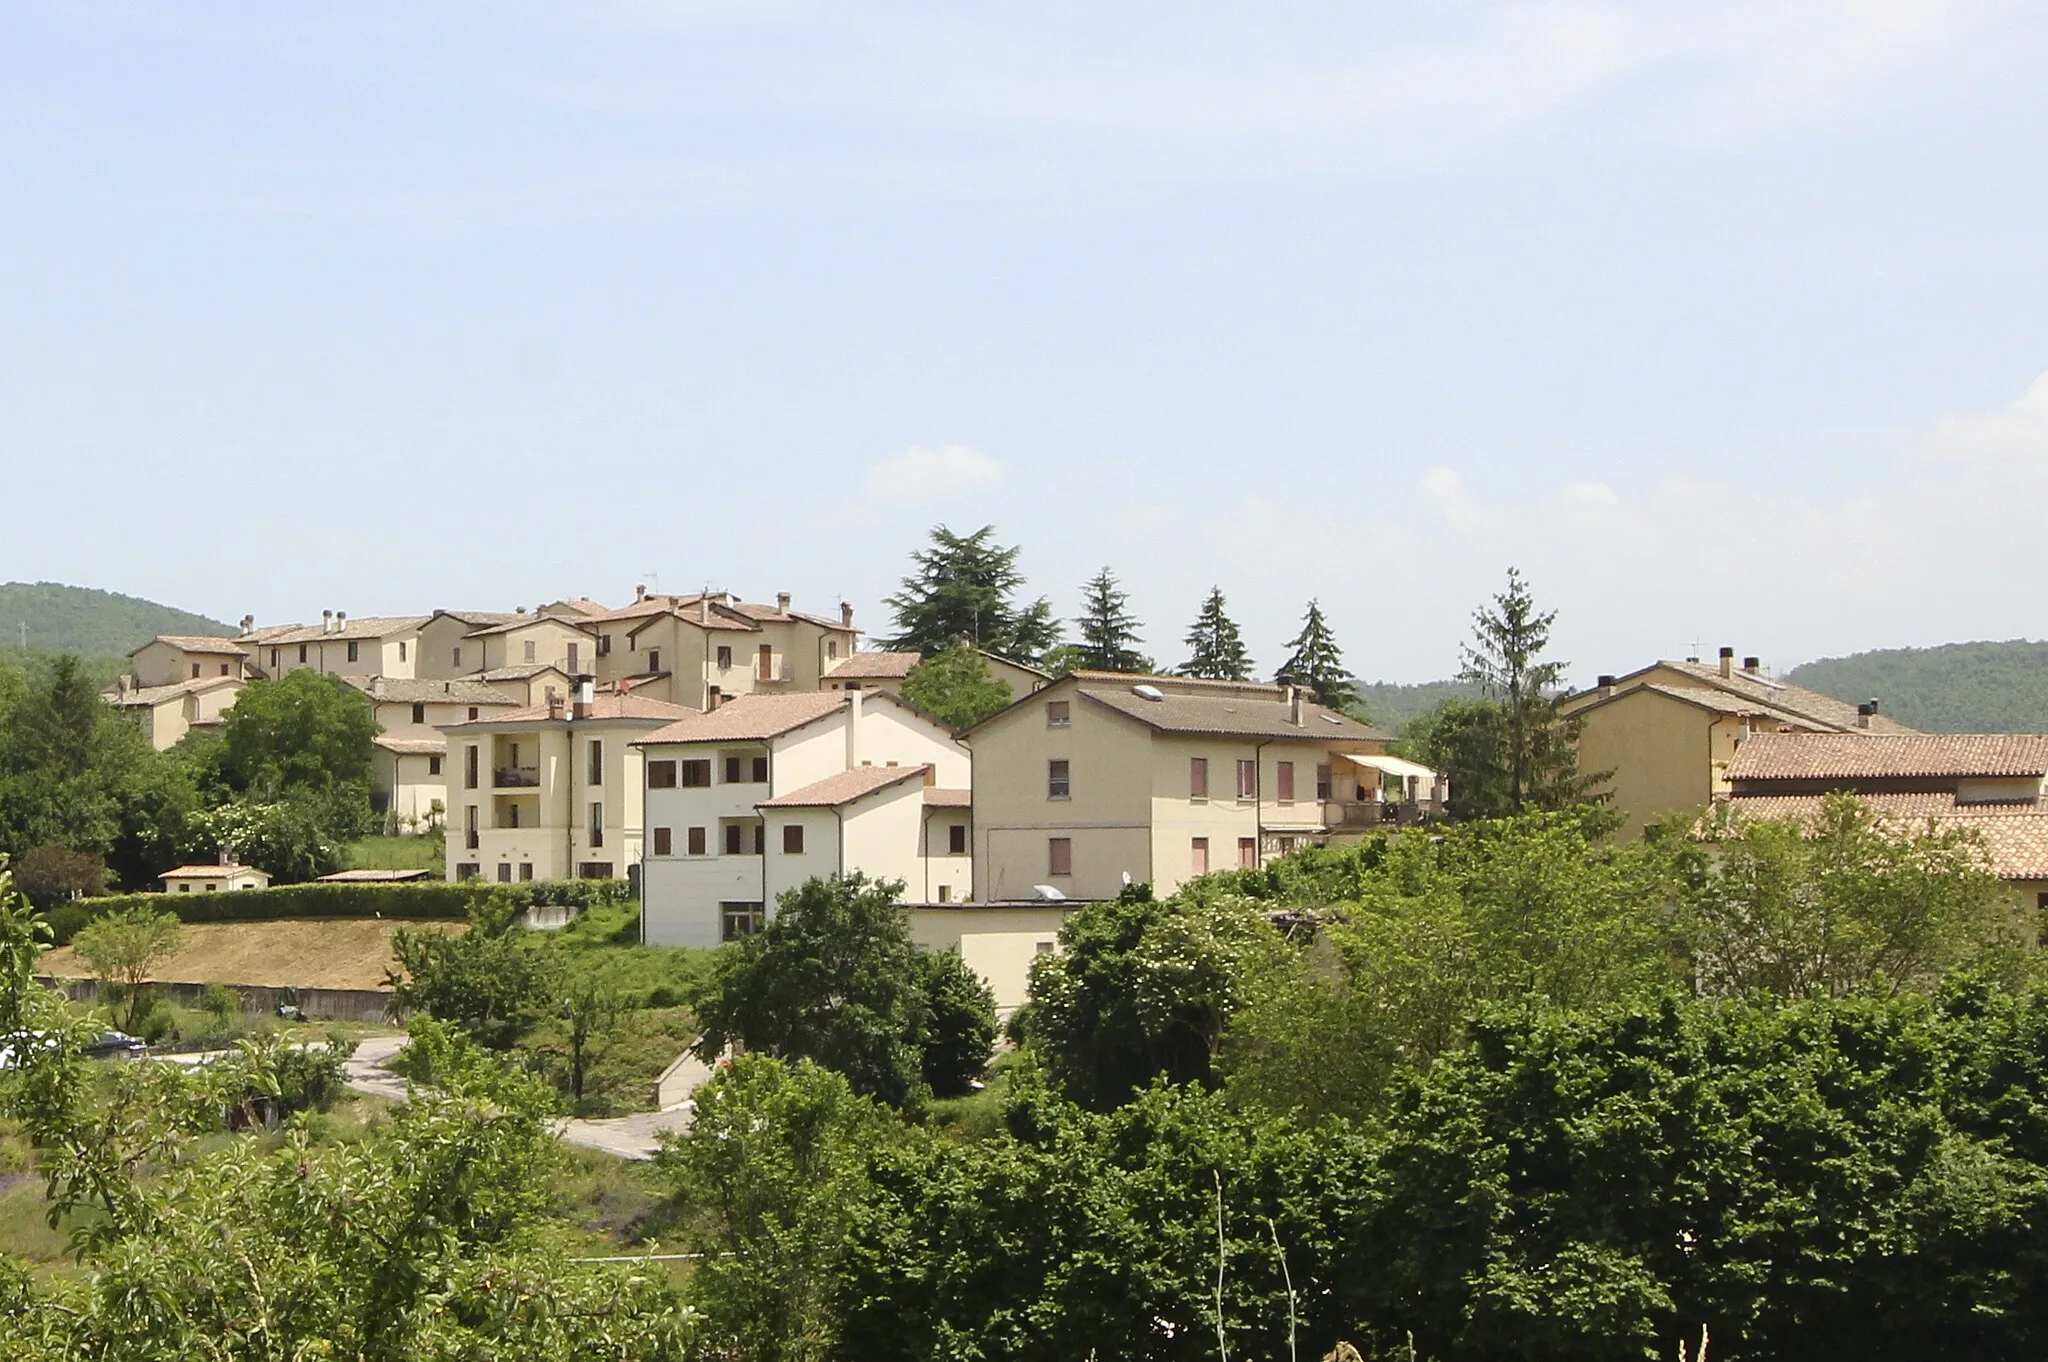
xmin=758 ymin=765 xmax=929 ymax=808
xmin=546 ymin=598 xmax=612 ymax=617
xmin=635 ymin=692 xmax=849 ymax=745
xmin=1646 ymin=660 xmax=1916 ymax=734
xmin=624 ymin=604 xmax=759 ymax=637
xmin=473 ymin=664 xmax=570 ymax=682
xmin=236 ymin=623 xmax=302 ymax=643
xmin=1057 ymin=673 xmax=1390 ymax=743
xmin=461 ymin=615 xmax=596 ymax=639
xmin=427 ymin=609 xmax=522 ymax=628
xmin=826 ymin=651 xmax=923 ymax=680
xmin=162 ymin=863 xmax=264 ymax=879
xmin=1719 ymin=792 xmax=2048 ymax=880
xmin=102 ymin=676 xmax=244 ymax=707
xmin=447 ymin=692 xmax=692 ymax=728
xmin=344 ymin=676 xmax=518 ymax=705
xmin=1593 ymin=683 xmax=1825 ymax=730
xmin=585 ymin=594 xmax=704 ymax=624
xmin=315 ymin=868 xmax=434 ymax=882
xmin=141 ymin=635 xmax=246 ymax=656
xmin=1729 ymin=733 xmax=2048 ymax=781
xmin=924 ymin=787 xmax=972 ymax=807
xmin=373 ymin=735 xmax=448 ymax=756
xmin=247 ymin=616 xmax=431 ymax=645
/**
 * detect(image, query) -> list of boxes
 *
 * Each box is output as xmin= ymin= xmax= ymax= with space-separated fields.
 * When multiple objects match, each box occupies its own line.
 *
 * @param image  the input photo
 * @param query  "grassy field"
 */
xmin=345 ymin=835 xmax=444 ymax=873
xmin=38 ymin=918 xmax=460 ymax=991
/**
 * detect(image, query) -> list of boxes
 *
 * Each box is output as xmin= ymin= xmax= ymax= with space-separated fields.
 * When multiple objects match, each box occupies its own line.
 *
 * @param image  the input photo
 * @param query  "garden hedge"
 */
xmin=40 ymin=877 xmax=630 ymax=946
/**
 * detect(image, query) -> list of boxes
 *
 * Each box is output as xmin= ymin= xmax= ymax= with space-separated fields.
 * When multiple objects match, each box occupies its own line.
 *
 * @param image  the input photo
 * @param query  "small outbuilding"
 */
xmin=160 ymin=864 xmax=271 ymax=894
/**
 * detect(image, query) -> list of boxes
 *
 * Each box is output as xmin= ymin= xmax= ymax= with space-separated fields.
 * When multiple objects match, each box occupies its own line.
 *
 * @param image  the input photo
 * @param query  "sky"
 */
xmin=5 ymin=2 xmax=2048 ymax=685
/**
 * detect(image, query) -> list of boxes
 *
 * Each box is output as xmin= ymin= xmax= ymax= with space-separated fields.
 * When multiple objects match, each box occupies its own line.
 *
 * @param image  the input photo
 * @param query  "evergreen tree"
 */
xmin=1177 ymin=587 xmax=1254 ymax=681
xmin=1275 ymin=599 xmax=1356 ymax=710
xmin=1071 ymin=567 xmax=1151 ymax=673
xmin=1454 ymin=566 xmax=1603 ymax=815
xmin=900 ymin=640 xmax=1014 ymax=731
xmin=881 ymin=525 xmax=1059 ymax=663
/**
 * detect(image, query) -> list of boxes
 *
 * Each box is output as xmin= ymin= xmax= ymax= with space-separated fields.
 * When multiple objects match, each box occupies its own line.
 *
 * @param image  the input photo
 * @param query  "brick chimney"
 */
xmin=1286 ymin=684 xmax=1303 ymax=726
xmin=1597 ymin=673 xmax=1617 ymax=698
xmin=840 ymin=601 xmax=855 ymax=628
xmin=1857 ymin=701 xmax=1876 ymax=730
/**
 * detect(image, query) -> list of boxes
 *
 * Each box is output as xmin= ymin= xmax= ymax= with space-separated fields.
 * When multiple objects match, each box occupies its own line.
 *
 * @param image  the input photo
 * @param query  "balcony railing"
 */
xmin=1323 ymin=799 xmax=1441 ymax=829
xmin=493 ymin=766 xmax=540 ymax=788
xmin=754 ymin=661 xmax=795 ymax=682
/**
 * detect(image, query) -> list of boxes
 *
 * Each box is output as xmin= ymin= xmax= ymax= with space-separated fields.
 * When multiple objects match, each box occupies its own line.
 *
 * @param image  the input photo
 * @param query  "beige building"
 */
xmin=1560 ymin=647 xmax=1918 ymax=838
xmin=343 ymin=676 xmax=522 ymax=824
xmin=966 ymin=671 xmax=1414 ymax=904
xmin=161 ymin=863 xmax=271 ymax=893
xmin=130 ymin=635 xmax=250 ymax=687
xmin=1718 ymin=732 xmax=2048 ymax=903
xmin=822 ymin=649 xmax=1050 ymax=703
xmin=104 ymin=675 xmax=244 ymax=750
xmin=440 ymin=687 xmax=692 ymax=886
xmin=636 ymin=690 xmax=971 ymax=946
xmin=583 ymin=589 xmax=859 ymax=710
xmin=416 ymin=608 xmax=596 ymax=681
xmin=904 ymin=903 xmax=1070 ymax=1016
xmin=243 ymin=613 xmax=430 ymax=682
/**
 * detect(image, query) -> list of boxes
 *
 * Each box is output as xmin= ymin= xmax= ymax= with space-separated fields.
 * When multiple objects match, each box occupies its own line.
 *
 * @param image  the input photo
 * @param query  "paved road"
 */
xmin=344 ymin=1034 xmax=705 ymax=1160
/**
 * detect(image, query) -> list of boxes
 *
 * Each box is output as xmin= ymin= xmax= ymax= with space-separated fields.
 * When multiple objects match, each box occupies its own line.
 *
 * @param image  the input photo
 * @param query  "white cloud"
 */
xmin=860 ymin=444 xmax=1008 ymax=507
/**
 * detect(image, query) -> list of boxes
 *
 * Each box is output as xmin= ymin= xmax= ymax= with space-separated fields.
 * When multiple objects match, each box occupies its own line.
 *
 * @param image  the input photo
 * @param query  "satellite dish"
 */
xmin=1032 ymin=884 xmax=1068 ymax=901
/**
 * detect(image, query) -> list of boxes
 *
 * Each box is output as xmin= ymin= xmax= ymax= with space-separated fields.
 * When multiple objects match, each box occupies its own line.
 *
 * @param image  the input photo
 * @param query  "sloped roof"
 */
xmin=1576 ymin=682 xmax=1825 ymax=730
xmin=373 ymin=735 xmax=448 ymax=756
xmin=1718 ymin=792 xmax=2048 ymax=880
xmin=1061 ymin=673 xmax=1389 ymax=742
xmin=924 ymin=787 xmax=972 ymax=808
xmin=139 ymin=635 xmax=245 ymax=656
xmin=102 ymin=676 xmax=244 ymax=707
xmin=825 ymin=651 xmax=922 ymax=680
xmin=461 ymin=614 xmax=596 ymax=639
xmin=245 ymin=615 xmax=430 ymax=645
xmin=1578 ymin=660 xmax=1916 ymax=735
xmin=316 ymin=868 xmax=434 ymax=882
xmin=446 ymin=692 xmax=691 ymax=729
xmin=162 ymin=863 xmax=265 ymax=879
xmin=344 ymin=676 xmax=518 ymax=706
xmin=757 ymin=765 xmax=928 ymax=808
xmin=636 ymin=692 xmax=849 ymax=745
xmin=1729 ymin=732 xmax=2048 ymax=781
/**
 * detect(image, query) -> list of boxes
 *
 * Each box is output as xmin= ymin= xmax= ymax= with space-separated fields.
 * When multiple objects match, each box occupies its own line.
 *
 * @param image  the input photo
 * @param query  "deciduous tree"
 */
xmin=70 ymin=904 xmax=183 ymax=1032
xmin=900 ymin=640 xmax=1014 ymax=731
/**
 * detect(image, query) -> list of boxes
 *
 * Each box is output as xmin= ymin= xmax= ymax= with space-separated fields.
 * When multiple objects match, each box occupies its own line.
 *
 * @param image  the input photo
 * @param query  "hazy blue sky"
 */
xmin=6 ymin=2 xmax=2048 ymax=682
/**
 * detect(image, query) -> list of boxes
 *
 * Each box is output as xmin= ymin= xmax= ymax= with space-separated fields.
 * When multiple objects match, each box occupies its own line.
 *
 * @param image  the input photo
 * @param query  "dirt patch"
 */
xmin=39 ymin=918 xmax=461 ymax=991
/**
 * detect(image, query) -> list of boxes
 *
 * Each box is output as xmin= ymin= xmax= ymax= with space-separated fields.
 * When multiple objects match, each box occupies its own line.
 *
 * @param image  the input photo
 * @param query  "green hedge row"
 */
xmin=41 ymin=877 xmax=630 ymax=946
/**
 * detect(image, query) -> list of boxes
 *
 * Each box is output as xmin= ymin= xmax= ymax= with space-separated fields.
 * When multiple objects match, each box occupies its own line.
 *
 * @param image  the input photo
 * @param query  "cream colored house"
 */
xmin=161 ymin=863 xmax=270 ymax=893
xmin=104 ymin=675 xmax=244 ymax=750
xmin=344 ymin=676 xmax=521 ymax=824
xmin=1718 ymin=732 xmax=2048 ymax=903
xmin=967 ymin=672 xmax=1413 ymax=904
xmin=823 ymin=649 xmax=1050 ymax=703
xmin=904 ymin=903 xmax=1069 ymax=1016
xmin=416 ymin=608 xmax=596 ymax=680
xmin=1560 ymin=647 xmax=1918 ymax=839
xmin=636 ymin=690 xmax=971 ymax=947
xmin=439 ymin=686 xmax=692 ymax=886
xmin=244 ymin=613 xmax=430 ymax=681
xmin=130 ymin=635 xmax=249 ymax=687
xmin=585 ymin=589 xmax=859 ymax=709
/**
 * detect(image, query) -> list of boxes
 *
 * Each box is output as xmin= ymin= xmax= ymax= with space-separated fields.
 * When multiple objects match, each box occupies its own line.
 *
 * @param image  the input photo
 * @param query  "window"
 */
xmin=1047 ymin=759 xmax=1071 ymax=800
xmin=412 ymin=702 xmax=426 ymax=725
xmin=465 ymin=805 xmax=479 ymax=850
xmin=567 ymin=642 xmax=579 ymax=672
xmin=298 ymin=644 xmax=308 ymax=664
xmin=648 ymin=760 xmax=677 ymax=789
xmin=688 ymin=826 xmax=706 ymax=856
xmin=1191 ymin=837 xmax=1209 ymax=876
xmin=716 ymin=645 xmax=732 ymax=669
xmin=190 ymin=662 xmax=200 ymax=679
xmin=936 ymin=883 xmax=951 ymax=903
xmin=467 ymin=707 xmax=478 ymax=720
xmin=453 ymin=647 xmax=462 ymax=668
xmin=1189 ymin=757 xmax=1209 ymax=800
xmin=783 ymin=824 xmax=805 ymax=854
xmin=220 ymin=662 xmax=230 ymax=675
xmin=1046 ymin=700 xmax=1070 ymax=727
xmin=1236 ymin=759 xmax=1256 ymax=800
xmin=725 ymin=823 xmax=744 ymax=855
xmin=647 ymin=649 xmax=661 ymax=673
xmin=598 ymin=634 xmax=612 ymax=656
xmin=519 ymin=863 xmax=534 ymax=882
xmin=399 ymin=641 xmax=407 ymax=663
xmin=589 ymin=801 xmax=604 ymax=848
xmin=827 ymin=640 xmax=839 ymax=660
xmin=497 ymin=863 xmax=512 ymax=883
xmin=653 ymin=827 xmax=672 ymax=856
xmin=455 ymin=862 xmax=480 ymax=880
xmin=1048 ymin=837 xmax=1072 ymax=877
xmin=205 ymin=883 xmax=218 ymax=893
xmin=1036 ymin=940 xmax=1056 ymax=955
xmin=347 ymin=641 xmax=359 ymax=663
xmin=464 ymin=746 xmax=479 ymax=790
xmin=428 ymin=755 xmax=442 ymax=776
xmin=505 ymin=804 xmax=521 ymax=829
xmin=1276 ymin=761 xmax=1295 ymax=803
xmin=721 ymin=902 xmax=765 ymax=941
xmin=588 ymin=738 xmax=603 ymax=785
xmin=724 ymin=756 xmax=742 ymax=784
xmin=177 ymin=882 xmax=190 ymax=893
xmin=1238 ymin=837 xmax=1257 ymax=869
xmin=578 ymin=862 xmax=614 ymax=879
xmin=845 ymin=681 xmax=862 ymax=691
xmin=1316 ymin=763 xmax=1333 ymax=801
xmin=949 ymin=823 xmax=967 ymax=854
xmin=681 ymin=760 xmax=711 ymax=788
xmin=270 ymin=648 xmax=279 ymax=670
xmin=751 ymin=756 xmax=769 ymax=782
xmin=523 ymin=640 xmax=537 ymax=663
xmin=758 ymin=644 xmax=774 ymax=679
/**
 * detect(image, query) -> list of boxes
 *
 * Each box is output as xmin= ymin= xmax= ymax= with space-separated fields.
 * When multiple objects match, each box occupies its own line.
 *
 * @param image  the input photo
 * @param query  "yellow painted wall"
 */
xmin=1573 ymin=688 xmax=1718 ymax=839
xmin=970 ymin=692 xmax=1154 ymax=902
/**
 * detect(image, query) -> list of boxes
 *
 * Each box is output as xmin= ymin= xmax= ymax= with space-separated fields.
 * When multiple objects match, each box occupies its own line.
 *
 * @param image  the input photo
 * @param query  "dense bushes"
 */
xmin=40 ymin=876 xmax=626 ymax=945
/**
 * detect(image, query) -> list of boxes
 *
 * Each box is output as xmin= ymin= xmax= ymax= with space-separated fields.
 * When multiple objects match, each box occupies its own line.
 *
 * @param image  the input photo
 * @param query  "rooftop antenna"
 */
xmin=641 ymin=572 xmax=661 ymax=596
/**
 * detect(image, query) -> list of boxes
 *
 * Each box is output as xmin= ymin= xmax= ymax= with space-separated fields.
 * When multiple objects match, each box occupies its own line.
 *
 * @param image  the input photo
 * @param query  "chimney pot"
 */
xmin=1743 ymin=657 xmax=1761 ymax=673
xmin=777 ymin=591 xmax=792 ymax=613
xmin=516 ymin=605 xmax=526 ymax=615
xmin=1718 ymin=646 xmax=1734 ymax=679
xmin=635 ymin=584 xmax=647 ymax=602
xmin=1597 ymin=673 xmax=1617 ymax=697
xmin=322 ymin=609 xmax=334 ymax=635
xmin=840 ymin=601 xmax=855 ymax=628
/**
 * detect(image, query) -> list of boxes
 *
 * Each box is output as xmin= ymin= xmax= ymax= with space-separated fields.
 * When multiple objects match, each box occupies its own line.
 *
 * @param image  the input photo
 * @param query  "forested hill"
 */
xmin=1355 ymin=678 xmax=1482 ymax=730
xmin=1787 ymin=640 xmax=2048 ymax=733
xmin=0 ymin=581 xmax=234 ymax=658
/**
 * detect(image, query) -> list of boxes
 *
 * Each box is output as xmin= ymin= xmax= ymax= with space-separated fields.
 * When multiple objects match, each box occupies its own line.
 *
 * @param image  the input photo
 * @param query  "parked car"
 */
xmin=81 ymin=1031 xmax=147 ymax=1060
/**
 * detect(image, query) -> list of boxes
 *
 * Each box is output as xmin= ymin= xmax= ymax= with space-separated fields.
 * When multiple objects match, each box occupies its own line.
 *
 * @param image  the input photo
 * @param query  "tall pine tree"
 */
xmin=1275 ymin=599 xmax=1356 ymax=710
xmin=1178 ymin=588 xmax=1253 ymax=680
xmin=1071 ymin=568 xmax=1152 ymax=673
xmin=1453 ymin=566 xmax=1601 ymax=815
xmin=880 ymin=525 xmax=1059 ymax=663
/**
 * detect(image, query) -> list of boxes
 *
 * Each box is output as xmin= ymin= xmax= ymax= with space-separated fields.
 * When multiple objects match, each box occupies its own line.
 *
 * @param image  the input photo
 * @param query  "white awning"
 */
xmin=1343 ymin=753 xmax=1438 ymax=782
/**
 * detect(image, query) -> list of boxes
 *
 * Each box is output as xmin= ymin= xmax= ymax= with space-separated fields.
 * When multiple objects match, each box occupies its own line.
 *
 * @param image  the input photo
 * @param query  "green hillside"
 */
xmin=1786 ymin=640 xmax=2048 ymax=733
xmin=1354 ymin=678 xmax=1483 ymax=731
xmin=0 ymin=581 xmax=234 ymax=659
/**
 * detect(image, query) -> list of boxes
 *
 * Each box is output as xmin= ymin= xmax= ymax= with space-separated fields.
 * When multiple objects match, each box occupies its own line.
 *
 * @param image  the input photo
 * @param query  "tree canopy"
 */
xmin=899 ymin=640 xmax=1014 ymax=731
xmin=880 ymin=525 xmax=1059 ymax=663
xmin=1275 ymin=598 xmax=1355 ymax=710
xmin=1070 ymin=567 xmax=1151 ymax=674
xmin=1177 ymin=586 xmax=1254 ymax=681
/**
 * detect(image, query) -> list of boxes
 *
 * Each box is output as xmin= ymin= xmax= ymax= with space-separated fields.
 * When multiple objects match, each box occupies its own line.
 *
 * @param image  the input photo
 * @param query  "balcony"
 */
xmin=1323 ymin=799 xmax=1441 ymax=830
xmin=754 ymin=661 xmax=795 ymax=683
xmin=493 ymin=766 xmax=540 ymax=788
